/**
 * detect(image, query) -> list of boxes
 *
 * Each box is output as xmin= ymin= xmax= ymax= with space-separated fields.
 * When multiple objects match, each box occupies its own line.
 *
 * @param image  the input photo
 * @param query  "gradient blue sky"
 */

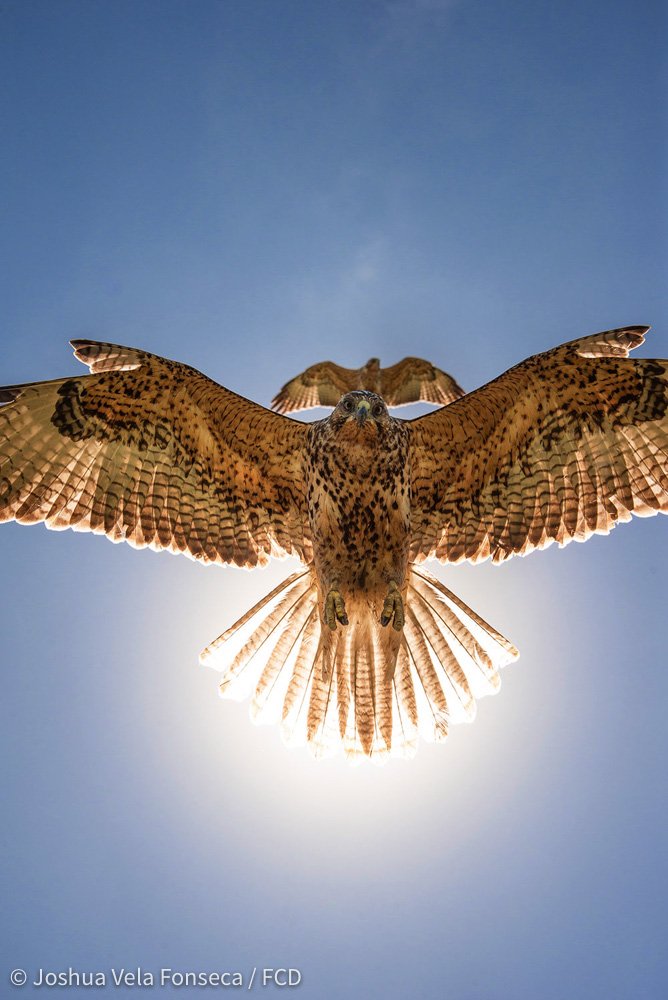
xmin=1 ymin=2 xmax=667 ymax=998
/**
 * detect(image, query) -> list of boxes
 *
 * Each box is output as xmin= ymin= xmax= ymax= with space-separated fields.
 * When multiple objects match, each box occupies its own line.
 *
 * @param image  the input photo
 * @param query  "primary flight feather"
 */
xmin=1 ymin=326 xmax=666 ymax=760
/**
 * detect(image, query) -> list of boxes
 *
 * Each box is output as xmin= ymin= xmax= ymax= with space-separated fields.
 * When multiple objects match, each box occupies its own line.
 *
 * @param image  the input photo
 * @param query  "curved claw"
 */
xmin=324 ymin=588 xmax=348 ymax=630
xmin=380 ymin=580 xmax=404 ymax=632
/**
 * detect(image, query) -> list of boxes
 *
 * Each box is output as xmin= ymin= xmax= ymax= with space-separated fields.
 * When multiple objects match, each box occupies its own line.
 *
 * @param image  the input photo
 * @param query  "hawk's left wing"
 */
xmin=407 ymin=327 xmax=668 ymax=564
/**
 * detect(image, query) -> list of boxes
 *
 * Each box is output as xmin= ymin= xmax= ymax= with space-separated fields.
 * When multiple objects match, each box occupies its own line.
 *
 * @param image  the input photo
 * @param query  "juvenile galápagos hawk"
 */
xmin=0 ymin=327 xmax=666 ymax=760
xmin=271 ymin=356 xmax=465 ymax=413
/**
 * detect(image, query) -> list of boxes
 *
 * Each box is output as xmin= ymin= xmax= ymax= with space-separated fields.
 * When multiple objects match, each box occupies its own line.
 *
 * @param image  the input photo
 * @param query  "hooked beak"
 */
xmin=356 ymin=399 xmax=371 ymax=424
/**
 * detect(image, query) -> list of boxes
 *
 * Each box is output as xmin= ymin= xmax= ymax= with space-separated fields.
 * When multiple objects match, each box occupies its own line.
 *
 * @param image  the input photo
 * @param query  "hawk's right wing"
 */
xmin=0 ymin=340 xmax=312 ymax=567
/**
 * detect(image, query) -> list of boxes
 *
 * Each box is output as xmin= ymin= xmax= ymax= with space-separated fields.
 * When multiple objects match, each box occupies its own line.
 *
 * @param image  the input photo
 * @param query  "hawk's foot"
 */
xmin=380 ymin=580 xmax=404 ymax=632
xmin=324 ymin=588 xmax=348 ymax=630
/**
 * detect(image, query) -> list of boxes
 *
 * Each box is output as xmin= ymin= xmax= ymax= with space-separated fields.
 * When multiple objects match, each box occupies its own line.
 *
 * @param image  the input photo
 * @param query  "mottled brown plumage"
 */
xmin=409 ymin=327 xmax=668 ymax=564
xmin=0 ymin=340 xmax=311 ymax=567
xmin=1 ymin=327 xmax=666 ymax=760
xmin=271 ymin=356 xmax=465 ymax=413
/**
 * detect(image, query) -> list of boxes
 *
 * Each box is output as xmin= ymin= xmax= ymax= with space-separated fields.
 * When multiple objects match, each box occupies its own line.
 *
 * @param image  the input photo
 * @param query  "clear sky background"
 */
xmin=1 ymin=1 xmax=666 ymax=998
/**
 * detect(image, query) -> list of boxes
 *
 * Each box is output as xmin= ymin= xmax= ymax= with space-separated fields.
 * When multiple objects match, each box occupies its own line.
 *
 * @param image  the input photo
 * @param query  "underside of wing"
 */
xmin=0 ymin=340 xmax=312 ymax=567
xmin=271 ymin=360 xmax=360 ymax=413
xmin=407 ymin=326 xmax=668 ymax=564
xmin=380 ymin=357 xmax=465 ymax=407
xmin=272 ymin=355 xmax=465 ymax=413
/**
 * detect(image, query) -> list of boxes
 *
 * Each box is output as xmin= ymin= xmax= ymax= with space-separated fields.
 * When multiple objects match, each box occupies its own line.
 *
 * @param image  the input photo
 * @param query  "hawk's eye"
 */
xmin=372 ymin=402 xmax=384 ymax=418
xmin=342 ymin=398 xmax=354 ymax=412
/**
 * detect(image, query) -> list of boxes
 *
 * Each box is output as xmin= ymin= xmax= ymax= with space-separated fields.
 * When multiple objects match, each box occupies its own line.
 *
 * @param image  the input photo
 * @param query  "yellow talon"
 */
xmin=380 ymin=580 xmax=404 ymax=632
xmin=324 ymin=588 xmax=348 ymax=630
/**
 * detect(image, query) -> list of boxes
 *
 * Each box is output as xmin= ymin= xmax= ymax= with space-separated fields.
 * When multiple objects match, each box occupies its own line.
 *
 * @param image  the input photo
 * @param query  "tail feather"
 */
xmin=373 ymin=627 xmax=393 ymax=756
xmin=201 ymin=572 xmax=313 ymax=700
xmin=281 ymin=614 xmax=322 ymax=747
xmin=412 ymin=566 xmax=519 ymax=660
xmin=353 ymin=644 xmax=375 ymax=757
xmin=403 ymin=607 xmax=451 ymax=739
xmin=251 ymin=596 xmax=318 ymax=724
xmin=409 ymin=572 xmax=500 ymax=689
xmin=203 ymin=569 xmax=310 ymax=651
xmin=336 ymin=635 xmax=351 ymax=742
xmin=201 ymin=565 xmax=519 ymax=761
xmin=390 ymin=645 xmax=418 ymax=758
xmin=307 ymin=627 xmax=341 ymax=758
xmin=408 ymin=593 xmax=476 ymax=721
xmin=340 ymin=621 xmax=393 ymax=764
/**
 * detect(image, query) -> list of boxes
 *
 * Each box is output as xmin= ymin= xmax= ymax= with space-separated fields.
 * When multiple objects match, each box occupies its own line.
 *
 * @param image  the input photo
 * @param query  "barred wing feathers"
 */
xmin=0 ymin=340 xmax=311 ymax=567
xmin=380 ymin=357 xmax=465 ymax=408
xmin=272 ymin=357 xmax=464 ymax=413
xmin=272 ymin=360 xmax=360 ymax=413
xmin=408 ymin=327 xmax=668 ymax=565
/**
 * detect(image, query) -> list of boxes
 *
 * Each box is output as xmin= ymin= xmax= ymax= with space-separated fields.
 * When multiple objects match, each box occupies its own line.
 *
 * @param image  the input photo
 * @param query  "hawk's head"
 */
xmin=329 ymin=391 xmax=390 ymax=441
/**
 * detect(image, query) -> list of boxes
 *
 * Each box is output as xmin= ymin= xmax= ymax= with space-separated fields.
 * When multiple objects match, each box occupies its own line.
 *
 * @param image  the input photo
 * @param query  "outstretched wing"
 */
xmin=380 ymin=357 xmax=465 ymax=407
xmin=0 ymin=340 xmax=312 ymax=567
xmin=271 ymin=361 xmax=362 ymax=413
xmin=272 ymin=356 xmax=464 ymax=413
xmin=407 ymin=327 xmax=668 ymax=564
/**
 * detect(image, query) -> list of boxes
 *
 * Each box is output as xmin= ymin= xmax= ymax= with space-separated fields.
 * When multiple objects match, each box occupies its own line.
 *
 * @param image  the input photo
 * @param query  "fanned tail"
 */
xmin=201 ymin=566 xmax=519 ymax=761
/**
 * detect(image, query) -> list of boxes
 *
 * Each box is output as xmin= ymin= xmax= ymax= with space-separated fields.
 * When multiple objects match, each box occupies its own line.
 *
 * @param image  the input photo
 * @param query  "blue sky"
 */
xmin=1 ymin=1 xmax=666 ymax=998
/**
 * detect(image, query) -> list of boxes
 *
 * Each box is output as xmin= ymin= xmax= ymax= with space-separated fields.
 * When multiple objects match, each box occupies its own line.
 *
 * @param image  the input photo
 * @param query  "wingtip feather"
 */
xmin=575 ymin=325 xmax=651 ymax=358
xmin=69 ymin=339 xmax=144 ymax=373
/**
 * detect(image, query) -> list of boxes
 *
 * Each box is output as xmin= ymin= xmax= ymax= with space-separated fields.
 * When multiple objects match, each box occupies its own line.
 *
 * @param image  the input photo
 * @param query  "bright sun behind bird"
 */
xmin=0 ymin=326 xmax=666 ymax=761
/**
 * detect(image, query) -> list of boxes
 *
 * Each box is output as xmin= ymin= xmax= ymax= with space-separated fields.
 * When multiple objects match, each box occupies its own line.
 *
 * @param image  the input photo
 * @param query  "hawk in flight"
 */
xmin=0 ymin=327 xmax=666 ymax=760
xmin=271 ymin=356 xmax=465 ymax=413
